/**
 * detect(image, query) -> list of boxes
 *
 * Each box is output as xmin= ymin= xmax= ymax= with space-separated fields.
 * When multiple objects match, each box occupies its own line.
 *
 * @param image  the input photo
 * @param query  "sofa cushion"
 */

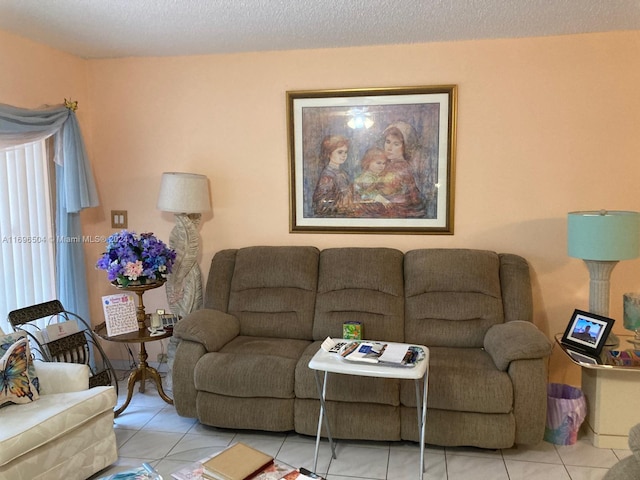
xmin=227 ymin=247 xmax=319 ymax=340
xmin=197 ymin=394 xmax=295 ymax=431
xmin=313 ymin=248 xmax=405 ymax=342
xmin=194 ymin=336 xmax=311 ymax=398
xmin=404 ymin=249 xmax=504 ymax=347
xmin=204 ymin=248 xmax=239 ymax=311
xmin=0 ymin=386 xmax=115 ymax=468
xmin=295 ymin=398 xmax=402 ymax=441
xmin=1 ymin=411 xmax=117 ymax=480
xmin=295 ymin=342 xmax=400 ymax=406
xmin=400 ymin=347 xmax=513 ymax=413
xmin=0 ymin=334 xmax=40 ymax=408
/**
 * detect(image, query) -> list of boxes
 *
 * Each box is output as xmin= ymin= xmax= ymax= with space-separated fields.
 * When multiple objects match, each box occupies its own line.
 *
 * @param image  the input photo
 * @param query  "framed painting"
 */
xmin=287 ymin=85 xmax=457 ymax=234
xmin=561 ymin=309 xmax=615 ymax=356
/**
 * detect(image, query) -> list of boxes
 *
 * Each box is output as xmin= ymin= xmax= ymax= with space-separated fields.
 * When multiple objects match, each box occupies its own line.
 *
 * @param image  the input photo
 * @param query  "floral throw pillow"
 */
xmin=0 ymin=332 xmax=40 ymax=408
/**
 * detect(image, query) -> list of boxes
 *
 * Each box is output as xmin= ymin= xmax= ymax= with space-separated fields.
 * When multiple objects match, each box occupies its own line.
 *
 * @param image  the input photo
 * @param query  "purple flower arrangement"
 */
xmin=96 ymin=230 xmax=176 ymax=287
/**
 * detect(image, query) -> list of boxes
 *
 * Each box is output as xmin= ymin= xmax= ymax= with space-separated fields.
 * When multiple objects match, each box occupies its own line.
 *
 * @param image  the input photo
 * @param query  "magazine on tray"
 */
xmin=321 ymin=337 xmax=422 ymax=367
xmin=339 ymin=341 xmax=386 ymax=363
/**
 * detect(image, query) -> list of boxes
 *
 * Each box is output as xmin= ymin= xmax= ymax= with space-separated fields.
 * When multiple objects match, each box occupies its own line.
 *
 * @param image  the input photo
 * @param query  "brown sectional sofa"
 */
xmin=172 ymin=246 xmax=552 ymax=449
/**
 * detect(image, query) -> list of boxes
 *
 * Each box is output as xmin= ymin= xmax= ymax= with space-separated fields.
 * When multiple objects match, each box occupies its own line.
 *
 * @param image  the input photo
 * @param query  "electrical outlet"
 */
xmin=157 ymin=353 xmax=168 ymax=363
xmin=111 ymin=210 xmax=128 ymax=228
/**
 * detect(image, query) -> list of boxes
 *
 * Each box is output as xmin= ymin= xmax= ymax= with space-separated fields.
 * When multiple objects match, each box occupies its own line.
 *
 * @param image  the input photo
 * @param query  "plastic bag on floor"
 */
xmin=544 ymin=383 xmax=587 ymax=445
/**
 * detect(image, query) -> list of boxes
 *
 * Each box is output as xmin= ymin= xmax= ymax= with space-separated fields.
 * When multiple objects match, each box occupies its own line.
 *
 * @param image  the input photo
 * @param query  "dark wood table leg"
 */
xmin=114 ymin=340 xmax=173 ymax=417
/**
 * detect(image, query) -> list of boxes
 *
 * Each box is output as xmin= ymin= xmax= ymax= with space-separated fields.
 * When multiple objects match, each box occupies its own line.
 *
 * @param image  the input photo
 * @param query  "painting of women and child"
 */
xmin=288 ymin=86 xmax=457 ymax=233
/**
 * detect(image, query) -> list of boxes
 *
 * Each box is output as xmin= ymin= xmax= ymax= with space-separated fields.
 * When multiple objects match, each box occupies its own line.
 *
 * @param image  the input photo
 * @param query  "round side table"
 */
xmin=95 ymin=321 xmax=173 ymax=417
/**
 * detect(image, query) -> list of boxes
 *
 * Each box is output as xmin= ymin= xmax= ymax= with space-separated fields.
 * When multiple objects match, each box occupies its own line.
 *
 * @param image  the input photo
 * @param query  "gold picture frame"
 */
xmin=287 ymin=85 xmax=457 ymax=234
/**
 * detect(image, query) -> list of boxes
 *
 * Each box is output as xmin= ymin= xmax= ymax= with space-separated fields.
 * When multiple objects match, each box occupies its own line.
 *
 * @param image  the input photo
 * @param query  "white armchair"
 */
xmin=0 ymin=361 xmax=117 ymax=480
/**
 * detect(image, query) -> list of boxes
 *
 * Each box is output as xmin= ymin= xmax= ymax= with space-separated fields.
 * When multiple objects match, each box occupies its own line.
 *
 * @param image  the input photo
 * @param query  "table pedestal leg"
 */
xmin=114 ymin=340 xmax=173 ymax=417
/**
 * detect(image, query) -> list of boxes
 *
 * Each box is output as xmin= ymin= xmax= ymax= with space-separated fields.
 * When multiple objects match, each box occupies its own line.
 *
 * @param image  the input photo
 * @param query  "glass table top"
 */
xmin=555 ymin=333 xmax=640 ymax=370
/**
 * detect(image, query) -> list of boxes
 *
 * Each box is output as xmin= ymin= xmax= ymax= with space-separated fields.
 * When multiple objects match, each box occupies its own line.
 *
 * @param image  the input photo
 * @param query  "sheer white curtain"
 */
xmin=0 ymin=139 xmax=56 ymax=332
xmin=0 ymin=102 xmax=99 ymax=327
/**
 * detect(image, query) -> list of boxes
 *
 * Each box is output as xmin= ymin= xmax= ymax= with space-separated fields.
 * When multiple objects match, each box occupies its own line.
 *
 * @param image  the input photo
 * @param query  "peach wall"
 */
xmin=3 ymin=29 xmax=640 ymax=384
xmin=0 ymin=30 xmax=89 ymax=133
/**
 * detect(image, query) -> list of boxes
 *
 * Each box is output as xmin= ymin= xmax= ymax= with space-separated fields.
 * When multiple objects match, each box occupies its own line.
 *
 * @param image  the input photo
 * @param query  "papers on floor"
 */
xmin=172 ymin=455 xmax=292 ymax=480
xmin=202 ymin=442 xmax=274 ymax=480
xmin=279 ymin=468 xmax=325 ymax=479
xmin=98 ymin=462 xmax=160 ymax=479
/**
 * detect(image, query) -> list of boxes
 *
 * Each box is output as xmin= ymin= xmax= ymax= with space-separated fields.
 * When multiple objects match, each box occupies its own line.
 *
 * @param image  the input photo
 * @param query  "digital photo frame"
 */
xmin=561 ymin=309 xmax=615 ymax=355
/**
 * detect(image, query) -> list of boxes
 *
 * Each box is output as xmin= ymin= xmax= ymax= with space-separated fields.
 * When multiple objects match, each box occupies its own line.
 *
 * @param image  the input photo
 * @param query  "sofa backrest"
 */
xmin=203 ymin=246 xmax=532 ymax=346
xmin=205 ymin=246 xmax=319 ymax=340
xmin=313 ymin=247 xmax=405 ymax=342
xmin=404 ymin=249 xmax=530 ymax=348
xmin=497 ymin=253 xmax=533 ymax=324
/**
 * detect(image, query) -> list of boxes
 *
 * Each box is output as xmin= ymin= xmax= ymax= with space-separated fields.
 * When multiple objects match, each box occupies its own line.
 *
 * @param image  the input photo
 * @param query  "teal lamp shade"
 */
xmin=567 ymin=211 xmax=640 ymax=261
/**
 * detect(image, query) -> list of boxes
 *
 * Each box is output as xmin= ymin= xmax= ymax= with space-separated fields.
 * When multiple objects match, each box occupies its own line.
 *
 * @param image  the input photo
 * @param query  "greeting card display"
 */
xmin=102 ymin=293 xmax=138 ymax=336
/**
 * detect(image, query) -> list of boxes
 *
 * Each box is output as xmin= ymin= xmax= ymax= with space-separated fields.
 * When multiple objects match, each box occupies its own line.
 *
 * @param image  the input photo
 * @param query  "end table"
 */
xmin=555 ymin=333 xmax=640 ymax=448
xmin=95 ymin=321 xmax=173 ymax=417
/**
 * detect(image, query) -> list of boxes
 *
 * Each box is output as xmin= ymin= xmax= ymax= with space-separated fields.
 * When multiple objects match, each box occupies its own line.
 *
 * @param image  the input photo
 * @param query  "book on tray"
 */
xmin=202 ymin=442 xmax=274 ymax=480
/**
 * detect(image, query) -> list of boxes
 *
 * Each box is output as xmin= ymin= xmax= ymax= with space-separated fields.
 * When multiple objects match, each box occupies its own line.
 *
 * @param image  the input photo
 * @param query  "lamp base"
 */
xmin=583 ymin=259 xmax=620 ymax=347
xmin=583 ymin=259 xmax=618 ymax=317
xmin=166 ymin=213 xmax=203 ymax=318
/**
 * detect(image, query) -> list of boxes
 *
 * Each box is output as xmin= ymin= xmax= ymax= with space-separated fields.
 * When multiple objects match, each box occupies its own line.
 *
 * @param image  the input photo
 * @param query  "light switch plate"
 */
xmin=111 ymin=210 xmax=128 ymax=229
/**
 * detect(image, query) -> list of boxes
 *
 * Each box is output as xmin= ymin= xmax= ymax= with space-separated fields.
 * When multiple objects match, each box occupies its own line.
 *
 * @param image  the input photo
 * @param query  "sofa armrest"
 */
xmin=34 ymin=361 xmax=90 ymax=394
xmin=484 ymin=321 xmax=552 ymax=371
xmin=173 ymin=309 xmax=240 ymax=352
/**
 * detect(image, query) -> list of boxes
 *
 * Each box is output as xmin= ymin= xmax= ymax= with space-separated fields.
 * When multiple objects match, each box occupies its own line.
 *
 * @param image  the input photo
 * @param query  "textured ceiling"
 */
xmin=0 ymin=0 xmax=639 ymax=59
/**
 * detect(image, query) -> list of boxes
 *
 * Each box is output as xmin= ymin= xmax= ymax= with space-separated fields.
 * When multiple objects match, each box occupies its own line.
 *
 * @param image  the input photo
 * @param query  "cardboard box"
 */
xmin=343 ymin=321 xmax=362 ymax=340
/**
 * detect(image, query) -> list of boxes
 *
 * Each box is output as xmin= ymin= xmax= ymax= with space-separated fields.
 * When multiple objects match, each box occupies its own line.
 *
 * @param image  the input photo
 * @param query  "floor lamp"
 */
xmin=568 ymin=210 xmax=640 ymax=318
xmin=157 ymin=172 xmax=211 ymax=318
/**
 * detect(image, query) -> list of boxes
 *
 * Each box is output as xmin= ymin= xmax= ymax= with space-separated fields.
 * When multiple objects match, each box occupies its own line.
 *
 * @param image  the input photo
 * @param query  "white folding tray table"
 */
xmin=308 ymin=340 xmax=430 ymax=480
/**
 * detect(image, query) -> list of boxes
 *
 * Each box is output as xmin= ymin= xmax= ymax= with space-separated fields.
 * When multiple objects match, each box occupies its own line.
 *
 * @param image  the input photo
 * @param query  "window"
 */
xmin=0 ymin=139 xmax=56 ymax=332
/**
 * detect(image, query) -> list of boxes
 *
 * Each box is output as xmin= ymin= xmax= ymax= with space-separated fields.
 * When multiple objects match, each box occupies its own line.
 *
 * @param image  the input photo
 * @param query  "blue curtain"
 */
xmin=0 ymin=103 xmax=99 ymax=321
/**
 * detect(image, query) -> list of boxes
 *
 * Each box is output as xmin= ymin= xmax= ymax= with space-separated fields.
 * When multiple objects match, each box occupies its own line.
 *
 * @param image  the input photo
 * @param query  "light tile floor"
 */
xmin=89 ymin=373 xmax=631 ymax=480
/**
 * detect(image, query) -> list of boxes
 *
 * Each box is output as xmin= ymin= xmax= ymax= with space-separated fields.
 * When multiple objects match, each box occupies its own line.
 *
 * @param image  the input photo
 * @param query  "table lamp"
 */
xmin=568 ymin=210 xmax=640 ymax=317
xmin=157 ymin=172 xmax=211 ymax=318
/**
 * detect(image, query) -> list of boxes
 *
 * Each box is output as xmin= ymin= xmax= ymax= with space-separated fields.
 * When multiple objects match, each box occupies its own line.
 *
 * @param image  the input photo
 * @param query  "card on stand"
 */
xmin=101 ymin=293 xmax=138 ymax=336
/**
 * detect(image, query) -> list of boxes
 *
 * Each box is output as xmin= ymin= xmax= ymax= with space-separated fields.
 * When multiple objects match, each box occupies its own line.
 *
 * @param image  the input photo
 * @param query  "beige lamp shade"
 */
xmin=157 ymin=172 xmax=211 ymax=214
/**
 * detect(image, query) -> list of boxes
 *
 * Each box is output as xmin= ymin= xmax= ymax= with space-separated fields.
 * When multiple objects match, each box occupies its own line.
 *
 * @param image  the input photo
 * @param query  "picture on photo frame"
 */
xmin=287 ymin=85 xmax=457 ymax=234
xmin=561 ymin=309 xmax=615 ymax=356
